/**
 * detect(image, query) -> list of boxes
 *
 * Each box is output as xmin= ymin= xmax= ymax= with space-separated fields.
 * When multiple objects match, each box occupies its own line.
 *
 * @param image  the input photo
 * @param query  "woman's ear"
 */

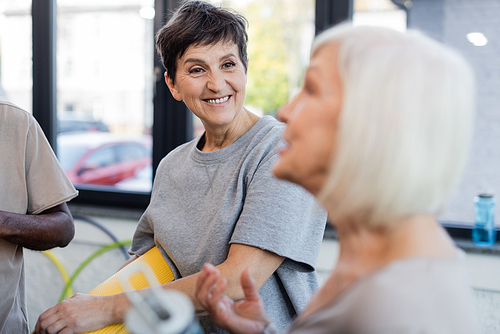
xmin=164 ymin=72 xmax=183 ymax=101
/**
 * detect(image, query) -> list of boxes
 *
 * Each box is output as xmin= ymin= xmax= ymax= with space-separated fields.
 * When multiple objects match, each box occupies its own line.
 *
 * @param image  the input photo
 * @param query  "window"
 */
xmin=192 ymin=0 xmax=316 ymax=138
xmin=117 ymin=144 xmax=149 ymax=162
xmin=84 ymin=146 xmax=117 ymax=169
xmin=0 ymin=1 xmax=32 ymax=112
xmin=55 ymin=0 xmax=155 ymax=193
xmin=404 ymin=0 xmax=499 ymax=227
xmin=353 ymin=0 xmax=500 ymax=228
xmin=31 ymin=0 xmax=353 ymax=209
xmin=353 ymin=0 xmax=406 ymax=32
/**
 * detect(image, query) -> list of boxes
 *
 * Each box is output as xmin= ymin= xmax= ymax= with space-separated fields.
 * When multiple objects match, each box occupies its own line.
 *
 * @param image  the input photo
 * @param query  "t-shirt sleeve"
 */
xmin=25 ymin=118 xmax=78 ymax=215
xmin=230 ymin=152 xmax=327 ymax=272
xmin=129 ymin=210 xmax=156 ymax=256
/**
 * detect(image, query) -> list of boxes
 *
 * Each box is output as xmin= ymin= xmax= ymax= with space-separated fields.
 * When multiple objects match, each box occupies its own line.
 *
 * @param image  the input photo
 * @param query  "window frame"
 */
xmin=28 ymin=0 xmax=357 ymax=209
xmin=32 ymin=0 xmax=189 ymax=209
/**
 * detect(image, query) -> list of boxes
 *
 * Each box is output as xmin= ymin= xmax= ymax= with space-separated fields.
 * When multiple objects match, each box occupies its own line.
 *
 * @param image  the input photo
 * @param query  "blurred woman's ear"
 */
xmin=164 ymin=72 xmax=183 ymax=101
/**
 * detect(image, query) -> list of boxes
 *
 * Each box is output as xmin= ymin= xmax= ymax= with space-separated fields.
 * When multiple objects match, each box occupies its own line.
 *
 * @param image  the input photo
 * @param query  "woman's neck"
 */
xmin=201 ymin=109 xmax=260 ymax=152
xmin=301 ymin=214 xmax=456 ymax=319
xmin=335 ymin=214 xmax=455 ymax=266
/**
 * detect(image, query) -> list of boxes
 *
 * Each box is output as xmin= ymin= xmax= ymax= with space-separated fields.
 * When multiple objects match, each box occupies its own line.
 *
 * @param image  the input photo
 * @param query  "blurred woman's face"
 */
xmin=165 ymin=41 xmax=248 ymax=131
xmin=273 ymin=43 xmax=342 ymax=196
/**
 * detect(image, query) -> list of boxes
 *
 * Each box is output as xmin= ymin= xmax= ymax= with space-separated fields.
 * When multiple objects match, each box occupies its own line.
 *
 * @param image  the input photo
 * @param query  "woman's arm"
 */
xmin=165 ymin=243 xmax=285 ymax=309
xmin=35 ymin=243 xmax=284 ymax=334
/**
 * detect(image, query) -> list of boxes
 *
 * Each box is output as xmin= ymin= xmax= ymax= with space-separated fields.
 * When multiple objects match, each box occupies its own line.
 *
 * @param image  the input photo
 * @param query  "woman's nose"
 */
xmin=206 ymin=71 xmax=226 ymax=92
xmin=277 ymin=101 xmax=292 ymax=124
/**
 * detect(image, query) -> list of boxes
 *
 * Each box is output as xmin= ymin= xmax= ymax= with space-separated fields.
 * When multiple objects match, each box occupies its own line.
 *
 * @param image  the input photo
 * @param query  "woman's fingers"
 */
xmin=196 ymin=263 xmax=221 ymax=309
xmin=57 ymin=328 xmax=74 ymax=334
xmin=196 ymin=265 xmax=270 ymax=333
xmin=36 ymin=303 xmax=73 ymax=334
xmin=44 ymin=319 xmax=68 ymax=334
xmin=195 ymin=263 xmax=211 ymax=292
xmin=35 ymin=305 xmax=59 ymax=334
xmin=36 ymin=304 xmax=57 ymax=324
xmin=240 ymin=268 xmax=260 ymax=302
xmin=208 ymin=277 xmax=228 ymax=308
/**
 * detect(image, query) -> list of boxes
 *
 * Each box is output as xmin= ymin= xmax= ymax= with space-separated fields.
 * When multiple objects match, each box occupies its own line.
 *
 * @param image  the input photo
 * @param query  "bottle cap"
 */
xmin=478 ymin=192 xmax=494 ymax=198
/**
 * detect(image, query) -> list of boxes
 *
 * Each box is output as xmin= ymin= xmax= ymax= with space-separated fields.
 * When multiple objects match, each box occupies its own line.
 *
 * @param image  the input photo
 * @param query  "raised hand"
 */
xmin=195 ymin=263 xmax=271 ymax=334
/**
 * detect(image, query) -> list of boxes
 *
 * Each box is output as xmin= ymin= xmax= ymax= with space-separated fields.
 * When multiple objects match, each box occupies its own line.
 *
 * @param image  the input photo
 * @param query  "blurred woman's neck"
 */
xmin=301 ymin=214 xmax=456 ymax=319
xmin=201 ymin=108 xmax=259 ymax=152
xmin=334 ymin=214 xmax=456 ymax=272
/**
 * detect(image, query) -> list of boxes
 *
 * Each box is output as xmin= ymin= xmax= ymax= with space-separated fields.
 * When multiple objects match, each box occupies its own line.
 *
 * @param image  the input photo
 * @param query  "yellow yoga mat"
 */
xmin=83 ymin=247 xmax=175 ymax=334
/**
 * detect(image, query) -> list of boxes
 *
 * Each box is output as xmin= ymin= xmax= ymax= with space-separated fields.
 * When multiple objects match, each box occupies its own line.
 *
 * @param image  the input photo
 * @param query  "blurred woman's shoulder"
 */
xmin=243 ymin=115 xmax=285 ymax=153
xmin=294 ymin=252 xmax=479 ymax=334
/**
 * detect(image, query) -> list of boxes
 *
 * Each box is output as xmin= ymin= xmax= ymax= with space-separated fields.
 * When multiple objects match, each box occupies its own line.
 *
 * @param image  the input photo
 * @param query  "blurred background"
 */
xmin=1 ymin=0 xmax=499 ymax=225
xmin=1 ymin=0 xmax=500 ymax=333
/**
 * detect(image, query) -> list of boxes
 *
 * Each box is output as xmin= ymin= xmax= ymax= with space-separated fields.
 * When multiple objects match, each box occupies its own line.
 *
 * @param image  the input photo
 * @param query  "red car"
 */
xmin=57 ymin=132 xmax=152 ymax=186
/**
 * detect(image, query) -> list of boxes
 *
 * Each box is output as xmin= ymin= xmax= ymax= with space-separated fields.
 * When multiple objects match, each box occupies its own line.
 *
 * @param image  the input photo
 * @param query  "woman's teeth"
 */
xmin=206 ymin=96 xmax=229 ymax=104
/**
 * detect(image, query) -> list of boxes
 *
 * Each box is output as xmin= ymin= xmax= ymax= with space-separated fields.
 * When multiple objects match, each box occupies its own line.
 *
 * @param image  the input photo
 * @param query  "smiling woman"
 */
xmin=165 ymin=41 xmax=253 ymax=146
xmin=35 ymin=2 xmax=326 ymax=334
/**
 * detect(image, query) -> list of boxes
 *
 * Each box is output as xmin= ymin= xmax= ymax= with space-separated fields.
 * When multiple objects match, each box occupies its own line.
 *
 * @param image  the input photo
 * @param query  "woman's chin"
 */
xmin=271 ymin=161 xmax=289 ymax=182
xmin=273 ymin=163 xmax=321 ymax=196
xmin=272 ymin=161 xmax=300 ymax=186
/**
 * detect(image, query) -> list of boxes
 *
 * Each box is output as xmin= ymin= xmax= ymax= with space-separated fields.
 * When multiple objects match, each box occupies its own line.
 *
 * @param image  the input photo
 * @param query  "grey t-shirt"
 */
xmin=130 ymin=116 xmax=327 ymax=333
xmin=0 ymin=101 xmax=78 ymax=334
xmin=283 ymin=249 xmax=479 ymax=334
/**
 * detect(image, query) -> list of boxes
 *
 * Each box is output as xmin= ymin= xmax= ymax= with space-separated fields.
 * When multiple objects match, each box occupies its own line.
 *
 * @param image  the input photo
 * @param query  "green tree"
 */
xmin=226 ymin=0 xmax=314 ymax=115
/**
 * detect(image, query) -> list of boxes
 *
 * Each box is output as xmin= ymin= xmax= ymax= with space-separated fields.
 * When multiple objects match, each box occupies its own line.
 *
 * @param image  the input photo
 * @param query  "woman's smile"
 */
xmin=204 ymin=95 xmax=231 ymax=105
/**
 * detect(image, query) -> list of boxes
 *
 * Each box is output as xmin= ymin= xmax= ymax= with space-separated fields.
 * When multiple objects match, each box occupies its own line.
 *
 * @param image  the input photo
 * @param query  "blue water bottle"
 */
xmin=472 ymin=193 xmax=497 ymax=247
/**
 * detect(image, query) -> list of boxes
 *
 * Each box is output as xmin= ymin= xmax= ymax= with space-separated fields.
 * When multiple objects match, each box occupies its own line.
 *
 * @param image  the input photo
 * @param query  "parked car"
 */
xmin=58 ymin=114 xmax=109 ymax=134
xmin=58 ymin=132 xmax=151 ymax=186
xmin=114 ymin=163 xmax=153 ymax=192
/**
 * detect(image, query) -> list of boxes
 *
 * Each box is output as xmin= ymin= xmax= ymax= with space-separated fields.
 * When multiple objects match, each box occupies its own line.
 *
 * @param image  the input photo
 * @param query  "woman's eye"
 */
xmin=189 ymin=67 xmax=204 ymax=74
xmin=222 ymin=62 xmax=235 ymax=69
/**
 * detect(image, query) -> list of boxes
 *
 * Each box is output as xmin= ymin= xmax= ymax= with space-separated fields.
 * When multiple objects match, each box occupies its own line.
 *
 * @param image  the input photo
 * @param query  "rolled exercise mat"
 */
xmin=83 ymin=247 xmax=175 ymax=334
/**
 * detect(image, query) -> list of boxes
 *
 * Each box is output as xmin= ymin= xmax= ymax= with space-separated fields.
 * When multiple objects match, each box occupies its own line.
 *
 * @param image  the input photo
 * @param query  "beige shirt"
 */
xmin=278 ymin=249 xmax=479 ymax=334
xmin=0 ymin=101 xmax=78 ymax=333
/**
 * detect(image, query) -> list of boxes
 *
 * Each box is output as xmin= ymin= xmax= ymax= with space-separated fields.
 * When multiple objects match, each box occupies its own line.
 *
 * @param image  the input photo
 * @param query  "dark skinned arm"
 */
xmin=0 ymin=202 xmax=74 ymax=250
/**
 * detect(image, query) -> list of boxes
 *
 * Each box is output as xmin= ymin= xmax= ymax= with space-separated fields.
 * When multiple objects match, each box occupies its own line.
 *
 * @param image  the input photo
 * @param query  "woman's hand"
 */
xmin=35 ymin=293 xmax=126 ymax=334
xmin=196 ymin=263 xmax=271 ymax=334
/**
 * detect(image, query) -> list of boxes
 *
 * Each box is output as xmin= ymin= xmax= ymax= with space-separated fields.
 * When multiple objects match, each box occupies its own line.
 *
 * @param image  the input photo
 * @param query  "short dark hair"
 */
xmin=156 ymin=0 xmax=248 ymax=84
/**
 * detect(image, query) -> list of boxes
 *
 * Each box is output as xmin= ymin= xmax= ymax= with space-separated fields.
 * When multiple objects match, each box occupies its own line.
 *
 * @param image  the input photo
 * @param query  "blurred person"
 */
xmin=195 ymin=24 xmax=480 ymax=334
xmin=0 ymin=100 xmax=78 ymax=333
xmin=35 ymin=1 xmax=326 ymax=333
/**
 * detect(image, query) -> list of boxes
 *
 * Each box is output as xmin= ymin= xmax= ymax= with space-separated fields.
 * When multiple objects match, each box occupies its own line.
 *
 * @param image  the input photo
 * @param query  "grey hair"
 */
xmin=314 ymin=24 xmax=475 ymax=227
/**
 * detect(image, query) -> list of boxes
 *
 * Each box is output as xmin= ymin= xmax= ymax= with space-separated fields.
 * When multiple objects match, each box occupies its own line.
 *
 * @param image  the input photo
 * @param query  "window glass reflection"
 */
xmin=353 ymin=0 xmax=406 ymax=32
xmin=56 ymin=0 xmax=154 ymax=192
xmin=0 ymin=1 xmax=32 ymax=111
xmin=354 ymin=0 xmax=500 ymax=226
xmin=406 ymin=0 xmax=500 ymax=225
xmin=58 ymin=132 xmax=151 ymax=187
